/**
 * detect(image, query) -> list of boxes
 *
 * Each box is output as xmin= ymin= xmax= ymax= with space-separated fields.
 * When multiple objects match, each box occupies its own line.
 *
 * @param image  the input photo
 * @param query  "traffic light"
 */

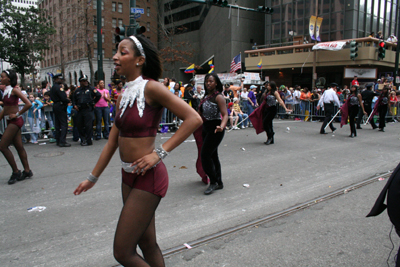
xmin=378 ymin=40 xmax=386 ymax=60
xmin=212 ymin=0 xmax=228 ymax=6
xmin=136 ymin=26 xmax=146 ymax=36
xmin=257 ymin=6 xmax=274 ymax=14
xmin=114 ymin=26 xmax=125 ymax=49
xmin=349 ymin=40 xmax=358 ymax=60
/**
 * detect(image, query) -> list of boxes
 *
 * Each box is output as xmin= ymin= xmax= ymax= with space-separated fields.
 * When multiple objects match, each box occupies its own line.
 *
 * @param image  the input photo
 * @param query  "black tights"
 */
xmin=379 ymin=105 xmax=388 ymax=129
xmin=349 ymin=105 xmax=358 ymax=135
xmin=263 ymin=106 xmax=277 ymax=139
xmin=201 ymin=120 xmax=224 ymax=185
xmin=0 ymin=124 xmax=30 ymax=173
xmin=113 ymin=185 xmax=164 ymax=267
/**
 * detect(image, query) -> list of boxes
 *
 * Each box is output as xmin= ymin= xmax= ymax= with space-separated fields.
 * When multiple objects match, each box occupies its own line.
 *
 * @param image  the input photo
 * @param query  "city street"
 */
xmin=1 ymin=119 xmax=400 ymax=267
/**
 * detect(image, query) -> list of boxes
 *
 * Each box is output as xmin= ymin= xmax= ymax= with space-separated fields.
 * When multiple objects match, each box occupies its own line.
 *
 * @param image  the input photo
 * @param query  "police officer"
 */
xmin=72 ymin=75 xmax=101 ymax=146
xmin=356 ymin=83 xmax=379 ymax=129
xmin=50 ymin=74 xmax=71 ymax=147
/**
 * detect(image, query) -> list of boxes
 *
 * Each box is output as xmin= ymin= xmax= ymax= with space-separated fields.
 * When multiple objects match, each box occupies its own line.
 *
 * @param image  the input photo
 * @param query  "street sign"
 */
xmin=131 ymin=8 xmax=144 ymax=14
xmin=133 ymin=13 xmax=141 ymax=19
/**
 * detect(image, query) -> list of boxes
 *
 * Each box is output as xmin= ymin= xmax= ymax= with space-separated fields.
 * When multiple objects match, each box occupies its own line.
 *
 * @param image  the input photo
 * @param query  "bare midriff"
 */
xmin=118 ymin=136 xmax=156 ymax=163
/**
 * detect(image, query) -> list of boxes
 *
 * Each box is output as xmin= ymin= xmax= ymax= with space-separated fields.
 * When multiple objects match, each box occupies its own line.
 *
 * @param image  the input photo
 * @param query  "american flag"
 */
xmin=230 ymin=54 xmax=241 ymax=73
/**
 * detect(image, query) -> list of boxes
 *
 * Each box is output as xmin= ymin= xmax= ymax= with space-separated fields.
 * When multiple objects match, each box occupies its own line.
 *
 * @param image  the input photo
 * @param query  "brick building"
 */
xmin=38 ymin=0 xmax=158 ymax=86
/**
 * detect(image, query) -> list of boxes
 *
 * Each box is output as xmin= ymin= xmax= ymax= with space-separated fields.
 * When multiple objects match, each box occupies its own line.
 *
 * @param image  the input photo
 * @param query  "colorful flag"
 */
xmin=257 ymin=59 xmax=262 ymax=69
xmin=230 ymin=54 xmax=241 ymax=73
xmin=309 ymin=15 xmax=317 ymax=41
xmin=316 ymin=17 xmax=323 ymax=41
xmin=184 ymin=64 xmax=195 ymax=73
xmin=208 ymin=59 xmax=214 ymax=73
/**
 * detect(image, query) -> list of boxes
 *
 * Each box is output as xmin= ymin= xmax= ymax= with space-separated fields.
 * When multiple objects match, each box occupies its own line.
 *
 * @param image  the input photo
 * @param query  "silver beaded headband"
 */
xmin=129 ymin=36 xmax=146 ymax=59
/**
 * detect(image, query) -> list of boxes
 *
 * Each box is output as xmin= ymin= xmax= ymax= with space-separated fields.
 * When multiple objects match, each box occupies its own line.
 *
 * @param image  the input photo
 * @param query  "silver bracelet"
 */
xmin=16 ymin=112 xmax=21 ymax=118
xmin=155 ymin=145 xmax=169 ymax=160
xmin=87 ymin=173 xmax=99 ymax=183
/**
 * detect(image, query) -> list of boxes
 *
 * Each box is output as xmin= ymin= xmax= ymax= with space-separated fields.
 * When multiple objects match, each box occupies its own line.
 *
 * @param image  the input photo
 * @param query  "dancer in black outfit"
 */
xmin=347 ymin=85 xmax=366 ymax=138
xmin=377 ymin=86 xmax=389 ymax=132
xmin=356 ymin=83 xmax=379 ymax=129
xmin=199 ymin=73 xmax=228 ymax=195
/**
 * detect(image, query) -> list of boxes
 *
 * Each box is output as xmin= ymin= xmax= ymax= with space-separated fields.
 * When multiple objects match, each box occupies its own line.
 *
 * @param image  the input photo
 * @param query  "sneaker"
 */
xmin=20 ymin=170 xmax=33 ymax=180
xmin=241 ymin=126 xmax=245 ymax=129
xmin=49 ymin=138 xmax=57 ymax=143
xmin=8 ymin=171 xmax=21 ymax=185
xmin=43 ymin=134 xmax=48 ymax=139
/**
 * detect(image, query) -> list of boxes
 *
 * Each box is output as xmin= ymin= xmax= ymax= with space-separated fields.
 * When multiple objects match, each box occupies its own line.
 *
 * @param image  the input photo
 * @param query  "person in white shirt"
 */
xmin=317 ymin=83 xmax=341 ymax=134
xmin=292 ymin=86 xmax=301 ymax=120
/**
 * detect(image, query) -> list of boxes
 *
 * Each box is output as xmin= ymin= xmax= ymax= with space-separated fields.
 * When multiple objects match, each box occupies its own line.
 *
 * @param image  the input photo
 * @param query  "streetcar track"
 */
xmin=162 ymin=170 xmax=392 ymax=257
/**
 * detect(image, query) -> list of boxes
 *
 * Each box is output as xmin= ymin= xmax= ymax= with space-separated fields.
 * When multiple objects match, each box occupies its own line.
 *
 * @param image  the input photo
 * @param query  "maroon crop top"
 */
xmin=2 ymin=92 xmax=19 ymax=106
xmin=115 ymin=100 xmax=163 ymax=138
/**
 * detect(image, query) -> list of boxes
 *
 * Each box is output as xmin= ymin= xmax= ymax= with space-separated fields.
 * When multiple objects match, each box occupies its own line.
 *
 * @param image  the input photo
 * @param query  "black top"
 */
xmin=72 ymin=85 xmax=101 ymax=107
xmin=361 ymin=90 xmax=379 ymax=105
xmin=50 ymin=83 xmax=70 ymax=104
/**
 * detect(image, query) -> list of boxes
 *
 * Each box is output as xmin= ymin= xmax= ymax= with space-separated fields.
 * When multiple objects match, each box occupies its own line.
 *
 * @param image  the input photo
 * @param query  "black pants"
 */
xmin=378 ymin=104 xmax=388 ymax=129
xmin=76 ymin=108 xmax=94 ymax=143
xmin=262 ymin=106 xmax=277 ymax=138
xmin=349 ymin=105 xmax=358 ymax=135
xmin=357 ymin=103 xmax=377 ymax=129
xmin=201 ymin=120 xmax=225 ymax=185
xmin=53 ymin=103 xmax=68 ymax=144
xmin=320 ymin=103 xmax=336 ymax=133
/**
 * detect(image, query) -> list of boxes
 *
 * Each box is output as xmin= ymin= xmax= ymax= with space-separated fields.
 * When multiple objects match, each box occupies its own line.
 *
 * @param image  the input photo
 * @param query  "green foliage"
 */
xmin=0 ymin=0 xmax=55 ymax=83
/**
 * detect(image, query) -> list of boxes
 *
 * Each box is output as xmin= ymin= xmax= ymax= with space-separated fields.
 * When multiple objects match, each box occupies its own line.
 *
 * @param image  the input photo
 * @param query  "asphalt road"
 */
xmin=1 ymin=119 xmax=400 ymax=267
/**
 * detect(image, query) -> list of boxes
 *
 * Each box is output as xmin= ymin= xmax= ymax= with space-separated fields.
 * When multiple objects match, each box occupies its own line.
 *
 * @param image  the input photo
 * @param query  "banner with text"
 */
xmin=312 ymin=41 xmax=347 ymax=51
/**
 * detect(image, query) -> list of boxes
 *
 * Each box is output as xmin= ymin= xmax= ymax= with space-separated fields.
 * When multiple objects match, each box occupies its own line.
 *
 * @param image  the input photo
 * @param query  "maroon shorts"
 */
xmin=122 ymin=161 xmax=169 ymax=198
xmin=7 ymin=117 xmax=24 ymax=129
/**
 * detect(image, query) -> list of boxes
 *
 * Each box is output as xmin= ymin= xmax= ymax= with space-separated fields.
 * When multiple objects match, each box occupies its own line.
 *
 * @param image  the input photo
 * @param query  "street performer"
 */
xmin=74 ymin=35 xmax=202 ymax=266
xmin=356 ymin=83 xmax=379 ymax=129
xmin=317 ymin=83 xmax=340 ymax=134
xmin=0 ymin=70 xmax=33 ymax=184
xmin=339 ymin=85 xmax=367 ymax=138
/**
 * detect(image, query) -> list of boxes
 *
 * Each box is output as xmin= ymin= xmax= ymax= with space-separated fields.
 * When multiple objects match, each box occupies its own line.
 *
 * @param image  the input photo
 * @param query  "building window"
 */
xmin=147 ymin=22 xmax=150 ymax=31
xmin=94 ymin=32 xmax=97 ymax=43
xmin=101 ymin=17 xmax=104 ymax=27
xmin=93 ymin=0 xmax=97 ymax=9
xmin=118 ymin=19 xmax=123 ymax=27
xmin=93 ymin=15 xmax=97 ymax=25
xmin=101 ymin=0 xmax=104 ymax=10
xmin=147 ymin=7 xmax=150 ymax=16
xmin=112 ymin=2 xmax=116 ymax=11
xmin=118 ymin=3 xmax=122 ymax=13
xmin=112 ymin=18 xmax=116 ymax=28
xmin=102 ymin=34 xmax=105 ymax=43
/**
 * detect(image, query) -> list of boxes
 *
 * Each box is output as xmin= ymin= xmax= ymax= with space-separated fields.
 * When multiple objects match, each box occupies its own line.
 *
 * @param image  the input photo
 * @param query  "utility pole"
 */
xmin=312 ymin=0 xmax=318 ymax=89
xmin=96 ymin=0 xmax=103 ymax=82
xmin=129 ymin=0 xmax=137 ymax=36
xmin=394 ymin=2 xmax=400 ymax=88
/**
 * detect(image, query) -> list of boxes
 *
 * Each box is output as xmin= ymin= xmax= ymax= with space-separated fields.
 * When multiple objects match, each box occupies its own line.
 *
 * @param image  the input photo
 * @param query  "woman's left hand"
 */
xmin=364 ymin=111 xmax=368 ymax=115
xmin=132 ymin=152 xmax=160 ymax=176
xmin=215 ymin=126 xmax=224 ymax=133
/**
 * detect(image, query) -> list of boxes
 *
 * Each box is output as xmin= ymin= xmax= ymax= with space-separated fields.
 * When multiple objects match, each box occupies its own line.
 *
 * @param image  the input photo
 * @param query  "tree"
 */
xmin=0 ymin=0 xmax=56 ymax=87
xmin=158 ymin=2 xmax=195 ymax=78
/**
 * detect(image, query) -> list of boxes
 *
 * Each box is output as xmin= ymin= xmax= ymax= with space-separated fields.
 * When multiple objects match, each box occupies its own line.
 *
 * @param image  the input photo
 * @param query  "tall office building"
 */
xmin=38 ymin=0 xmax=158 ymax=86
xmin=159 ymin=0 xmax=265 ymax=79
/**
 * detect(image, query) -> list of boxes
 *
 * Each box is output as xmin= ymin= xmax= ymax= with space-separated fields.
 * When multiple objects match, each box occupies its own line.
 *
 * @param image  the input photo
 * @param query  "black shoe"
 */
xmin=331 ymin=127 xmax=337 ymax=133
xmin=379 ymin=128 xmax=385 ymax=132
xmin=204 ymin=184 xmax=219 ymax=195
xmin=8 ymin=171 xmax=21 ymax=185
xmin=349 ymin=133 xmax=355 ymax=138
xmin=265 ymin=138 xmax=274 ymax=145
xmin=59 ymin=143 xmax=71 ymax=147
xmin=19 ymin=170 xmax=33 ymax=180
xmin=320 ymin=131 xmax=327 ymax=134
xmin=356 ymin=126 xmax=362 ymax=129
xmin=372 ymin=126 xmax=378 ymax=129
xmin=86 ymin=141 xmax=93 ymax=145
xmin=81 ymin=141 xmax=88 ymax=146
